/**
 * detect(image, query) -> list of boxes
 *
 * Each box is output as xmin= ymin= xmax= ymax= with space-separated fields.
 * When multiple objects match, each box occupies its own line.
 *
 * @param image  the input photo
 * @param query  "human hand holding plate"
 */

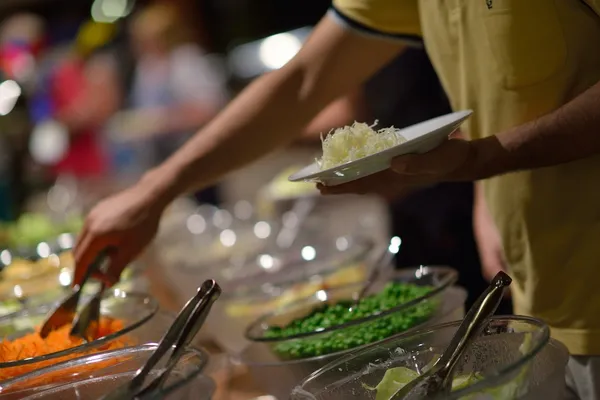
xmin=317 ymin=137 xmax=474 ymax=197
xmin=289 ymin=110 xmax=473 ymax=187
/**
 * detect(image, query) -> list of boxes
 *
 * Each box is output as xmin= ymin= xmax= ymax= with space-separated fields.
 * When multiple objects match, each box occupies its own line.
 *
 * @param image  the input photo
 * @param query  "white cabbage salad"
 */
xmin=317 ymin=121 xmax=407 ymax=170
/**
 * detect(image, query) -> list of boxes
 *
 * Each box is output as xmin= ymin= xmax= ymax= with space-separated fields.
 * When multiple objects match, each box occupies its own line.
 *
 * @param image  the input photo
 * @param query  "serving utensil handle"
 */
xmin=131 ymin=280 xmax=220 ymax=389
xmin=134 ymin=280 xmax=221 ymax=396
xmin=438 ymin=272 xmax=512 ymax=382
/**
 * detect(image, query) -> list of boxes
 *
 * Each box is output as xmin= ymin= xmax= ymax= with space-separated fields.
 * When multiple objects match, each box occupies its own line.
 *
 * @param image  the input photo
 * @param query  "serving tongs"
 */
xmin=392 ymin=271 xmax=512 ymax=399
xmin=101 ymin=279 xmax=221 ymax=400
xmin=39 ymin=248 xmax=113 ymax=339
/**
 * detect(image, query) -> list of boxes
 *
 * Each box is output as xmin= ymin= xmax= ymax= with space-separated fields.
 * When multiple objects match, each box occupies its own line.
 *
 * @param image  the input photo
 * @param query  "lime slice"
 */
xmin=372 ymin=367 xmax=419 ymax=400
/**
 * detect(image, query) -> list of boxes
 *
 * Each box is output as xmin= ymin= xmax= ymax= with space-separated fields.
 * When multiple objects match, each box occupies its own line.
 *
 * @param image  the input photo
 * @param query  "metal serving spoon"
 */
xmin=392 ymin=271 xmax=512 ymax=399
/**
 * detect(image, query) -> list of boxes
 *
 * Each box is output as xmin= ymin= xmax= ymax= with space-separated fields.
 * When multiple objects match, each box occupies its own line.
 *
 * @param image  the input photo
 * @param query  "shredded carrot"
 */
xmin=0 ymin=317 xmax=134 ymax=383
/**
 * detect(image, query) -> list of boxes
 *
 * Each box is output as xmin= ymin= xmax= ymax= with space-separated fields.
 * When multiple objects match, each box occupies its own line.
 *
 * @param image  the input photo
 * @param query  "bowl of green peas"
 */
xmin=235 ymin=265 xmax=467 ymax=399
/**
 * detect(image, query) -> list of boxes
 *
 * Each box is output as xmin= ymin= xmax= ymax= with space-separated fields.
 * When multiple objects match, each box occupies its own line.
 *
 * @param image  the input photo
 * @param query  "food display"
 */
xmin=0 ymin=254 xmax=69 ymax=303
xmin=237 ymin=267 xmax=466 ymax=399
xmin=0 ymin=248 xmax=139 ymax=317
xmin=263 ymin=282 xmax=436 ymax=359
xmin=0 ymin=213 xmax=83 ymax=249
xmin=204 ymin=234 xmax=374 ymax=353
xmin=366 ymin=334 xmax=533 ymax=400
xmin=223 ymin=262 xmax=366 ymax=318
xmin=0 ymin=344 xmax=211 ymax=399
xmin=290 ymin=317 xmax=570 ymax=400
xmin=318 ymin=121 xmax=407 ymax=170
xmin=0 ymin=317 xmax=130 ymax=380
xmin=0 ymin=290 xmax=158 ymax=383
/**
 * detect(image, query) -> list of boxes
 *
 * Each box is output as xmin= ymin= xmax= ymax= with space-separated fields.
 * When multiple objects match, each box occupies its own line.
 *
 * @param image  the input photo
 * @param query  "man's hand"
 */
xmin=318 ymin=138 xmax=475 ymax=197
xmin=473 ymin=183 xmax=509 ymax=283
xmin=73 ymin=178 xmax=170 ymax=288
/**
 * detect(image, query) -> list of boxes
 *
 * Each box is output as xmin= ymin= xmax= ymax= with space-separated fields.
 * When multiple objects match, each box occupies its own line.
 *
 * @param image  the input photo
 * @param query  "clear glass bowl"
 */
xmin=0 ymin=344 xmax=213 ymax=400
xmin=157 ymin=202 xmax=267 ymax=273
xmin=0 ymin=236 xmax=143 ymax=308
xmin=206 ymin=235 xmax=376 ymax=354
xmin=235 ymin=267 xmax=467 ymax=399
xmin=246 ymin=266 xmax=458 ymax=359
xmin=291 ymin=316 xmax=569 ymax=400
xmin=217 ymin=234 xmax=374 ymax=293
xmin=0 ymin=289 xmax=159 ymax=379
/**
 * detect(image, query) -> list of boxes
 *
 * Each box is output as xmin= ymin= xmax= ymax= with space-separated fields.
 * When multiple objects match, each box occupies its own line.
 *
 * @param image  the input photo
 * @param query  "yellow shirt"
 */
xmin=331 ymin=0 xmax=600 ymax=355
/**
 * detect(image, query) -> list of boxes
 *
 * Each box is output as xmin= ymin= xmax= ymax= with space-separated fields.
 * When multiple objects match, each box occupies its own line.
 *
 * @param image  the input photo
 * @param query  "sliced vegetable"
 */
xmin=0 ymin=317 xmax=132 ymax=380
xmin=370 ymin=332 xmax=534 ymax=400
xmin=318 ymin=121 xmax=407 ymax=170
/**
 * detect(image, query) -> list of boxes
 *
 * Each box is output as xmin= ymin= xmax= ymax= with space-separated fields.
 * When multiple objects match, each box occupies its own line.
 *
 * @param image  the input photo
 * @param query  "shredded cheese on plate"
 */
xmin=317 ymin=121 xmax=407 ymax=170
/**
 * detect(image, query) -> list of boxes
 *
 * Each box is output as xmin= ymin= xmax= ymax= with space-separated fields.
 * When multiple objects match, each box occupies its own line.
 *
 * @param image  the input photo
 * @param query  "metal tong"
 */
xmin=392 ymin=271 xmax=512 ymax=399
xmin=39 ymin=248 xmax=112 ymax=339
xmin=101 ymin=279 xmax=221 ymax=400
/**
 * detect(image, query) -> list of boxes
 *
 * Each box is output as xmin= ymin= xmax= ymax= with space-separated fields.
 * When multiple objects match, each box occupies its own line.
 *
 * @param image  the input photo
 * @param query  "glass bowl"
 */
xmin=235 ymin=267 xmax=467 ymax=399
xmin=216 ymin=234 xmax=374 ymax=293
xmin=0 ymin=236 xmax=143 ymax=308
xmin=205 ymin=235 xmax=376 ymax=354
xmin=0 ymin=289 xmax=159 ymax=380
xmin=290 ymin=316 xmax=569 ymax=400
xmin=246 ymin=266 xmax=458 ymax=358
xmin=157 ymin=202 xmax=266 ymax=274
xmin=0 ymin=344 xmax=213 ymax=400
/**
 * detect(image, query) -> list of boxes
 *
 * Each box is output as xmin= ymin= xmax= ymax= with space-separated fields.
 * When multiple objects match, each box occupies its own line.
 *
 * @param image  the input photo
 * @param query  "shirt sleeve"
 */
xmin=330 ymin=0 xmax=422 ymax=46
xmin=582 ymin=0 xmax=600 ymax=17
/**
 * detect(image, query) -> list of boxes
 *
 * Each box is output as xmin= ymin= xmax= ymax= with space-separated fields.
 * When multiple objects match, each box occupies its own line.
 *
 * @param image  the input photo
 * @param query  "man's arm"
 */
xmin=143 ymin=16 xmax=405 ymax=205
xmin=301 ymin=88 xmax=366 ymax=142
xmin=471 ymin=80 xmax=600 ymax=179
xmin=72 ymin=14 xmax=407 ymax=286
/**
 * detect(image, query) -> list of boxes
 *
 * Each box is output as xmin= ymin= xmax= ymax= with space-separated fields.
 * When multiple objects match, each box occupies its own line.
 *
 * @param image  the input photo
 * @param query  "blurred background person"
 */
xmin=46 ymin=20 xmax=121 ymax=185
xmin=107 ymin=2 xmax=228 ymax=205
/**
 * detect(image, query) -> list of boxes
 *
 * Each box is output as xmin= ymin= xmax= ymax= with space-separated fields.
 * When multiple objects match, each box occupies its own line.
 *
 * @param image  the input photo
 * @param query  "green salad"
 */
xmin=0 ymin=213 xmax=83 ymax=249
xmin=368 ymin=333 xmax=533 ymax=400
xmin=265 ymin=282 xmax=437 ymax=359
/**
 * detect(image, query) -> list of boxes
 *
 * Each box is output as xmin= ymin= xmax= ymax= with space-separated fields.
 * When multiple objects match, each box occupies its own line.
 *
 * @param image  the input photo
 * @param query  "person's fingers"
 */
xmin=102 ymin=248 xmax=134 ymax=287
xmin=73 ymin=234 xmax=113 ymax=287
xmin=73 ymin=221 xmax=90 ymax=262
xmin=391 ymin=139 xmax=468 ymax=176
xmin=391 ymin=151 xmax=446 ymax=175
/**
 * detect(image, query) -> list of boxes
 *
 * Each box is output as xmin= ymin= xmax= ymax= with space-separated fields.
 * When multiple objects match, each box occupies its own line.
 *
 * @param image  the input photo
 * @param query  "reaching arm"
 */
xmin=301 ymin=88 xmax=367 ymax=141
xmin=141 ymin=15 xmax=405 ymax=206
xmin=470 ymin=80 xmax=600 ymax=179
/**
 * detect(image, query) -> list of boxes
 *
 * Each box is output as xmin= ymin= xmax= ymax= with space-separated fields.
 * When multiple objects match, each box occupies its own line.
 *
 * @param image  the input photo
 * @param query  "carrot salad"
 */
xmin=0 ymin=317 xmax=133 ymax=382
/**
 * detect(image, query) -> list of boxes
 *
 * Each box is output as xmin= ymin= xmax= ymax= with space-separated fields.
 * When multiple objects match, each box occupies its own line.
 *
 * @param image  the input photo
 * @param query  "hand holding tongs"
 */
xmin=101 ymin=279 xmax=221 ymax=400
xmin=39 ymin=248 xmax=113 ymax=339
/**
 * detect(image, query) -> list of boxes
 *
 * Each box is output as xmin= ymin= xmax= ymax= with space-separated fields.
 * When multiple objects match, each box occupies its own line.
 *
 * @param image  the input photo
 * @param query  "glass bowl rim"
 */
xmin=0 ymin=343 xmax=211 ymax=397
xmin=0 ymin=289 xmax=158 ymax=368
xmin=292 ymin=315 xmax=551 ymax=398
xmin=245 ymin=265 xmax=458 ymax=342
xmin=218 ymin=234 xmax=377 ymax=300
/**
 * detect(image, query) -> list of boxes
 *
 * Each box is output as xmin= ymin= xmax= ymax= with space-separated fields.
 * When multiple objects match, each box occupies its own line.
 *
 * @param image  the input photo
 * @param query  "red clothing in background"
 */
xmin=50 ymin=57 xmax=106 ymax=178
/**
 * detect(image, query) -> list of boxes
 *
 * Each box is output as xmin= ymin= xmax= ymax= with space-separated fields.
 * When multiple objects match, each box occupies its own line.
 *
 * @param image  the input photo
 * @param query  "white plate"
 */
xmin=288 ymin=110 xmax=473 ymax=186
